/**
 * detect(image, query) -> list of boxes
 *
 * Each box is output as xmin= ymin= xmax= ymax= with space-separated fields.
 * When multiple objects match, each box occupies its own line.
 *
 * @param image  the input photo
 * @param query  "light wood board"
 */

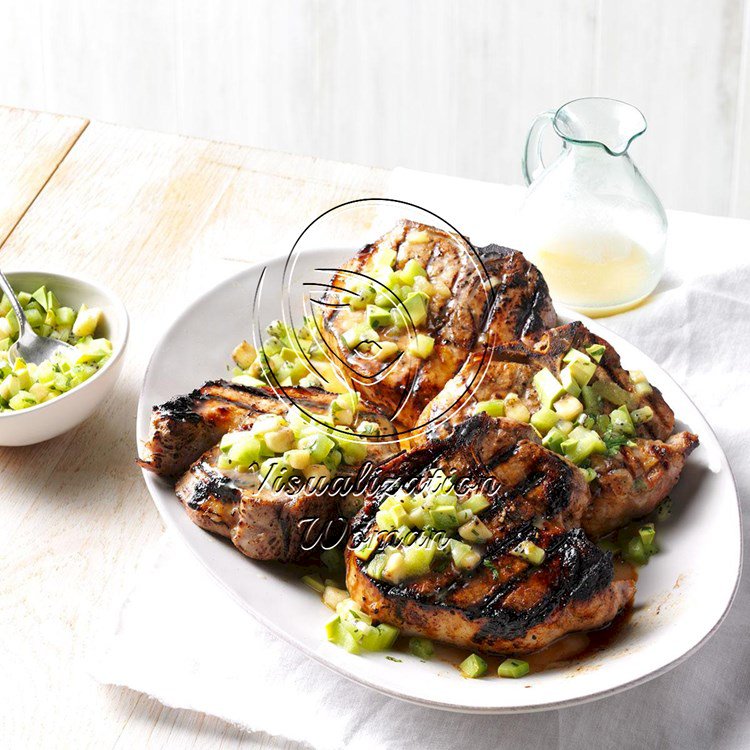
xmin=0 ymin=113 xmax=387 ymax=749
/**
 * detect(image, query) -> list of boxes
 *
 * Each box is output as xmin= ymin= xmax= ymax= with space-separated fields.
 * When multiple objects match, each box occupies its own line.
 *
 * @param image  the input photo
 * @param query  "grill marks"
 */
xmin=346 ymin=415 xmax=633 ymax=653
xmin=139 ymin=381 xmax=399 ymax=562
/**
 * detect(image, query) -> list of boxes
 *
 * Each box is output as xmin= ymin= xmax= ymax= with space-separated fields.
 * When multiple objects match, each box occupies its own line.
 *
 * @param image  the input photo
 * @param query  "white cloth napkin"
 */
xmin=93 ymin=168 xmax=750 ymax=749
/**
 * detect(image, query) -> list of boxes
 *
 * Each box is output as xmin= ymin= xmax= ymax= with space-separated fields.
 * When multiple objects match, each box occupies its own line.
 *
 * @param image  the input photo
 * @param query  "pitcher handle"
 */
xmin=522 ymin=110 xmax=556 ymax=185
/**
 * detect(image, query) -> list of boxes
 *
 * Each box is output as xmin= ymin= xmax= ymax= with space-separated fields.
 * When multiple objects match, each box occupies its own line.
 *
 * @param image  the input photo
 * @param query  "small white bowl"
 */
xmin=0 ymin=270 xmax=129 ymax=446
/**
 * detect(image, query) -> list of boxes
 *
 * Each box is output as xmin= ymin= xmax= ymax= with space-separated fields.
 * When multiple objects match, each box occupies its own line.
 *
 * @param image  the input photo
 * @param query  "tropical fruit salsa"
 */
xmin=0 ymin=286 xmax=112 ymax=412
xmin=217 ymin=391 xmax=381 ymax=489
xmin=335 ymin=229 xmax=450 ymax=361
xmin=475 ymin=342 xmax=662 ymax=566
xmin=230 ymin=317 xmax=348 ymax=393
xmin=320 ymin=470 xmax=541 ymax=677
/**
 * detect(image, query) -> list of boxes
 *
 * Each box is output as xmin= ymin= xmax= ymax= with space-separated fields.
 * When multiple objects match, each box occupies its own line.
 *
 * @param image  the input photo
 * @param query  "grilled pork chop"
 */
xmin=321 ymin=221 xmax=556 ymax=429
xmin=416 ymin=321 xmax=697 ymax=537
xmin=419 ymin=321 xmax=675 ymax=443
xmin=346 ymin=414 xmax=634 ymax=654
xmin=159 ymin=385 xmax=398 ymax=562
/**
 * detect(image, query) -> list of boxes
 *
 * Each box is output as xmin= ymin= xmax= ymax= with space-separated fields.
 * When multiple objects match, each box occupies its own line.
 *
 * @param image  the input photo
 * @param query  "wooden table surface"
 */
xmin=0 ymin=106 xmax=388 ymax=749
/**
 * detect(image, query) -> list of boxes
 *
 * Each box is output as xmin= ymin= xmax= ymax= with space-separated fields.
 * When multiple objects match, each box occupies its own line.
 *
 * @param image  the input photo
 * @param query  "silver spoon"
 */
xmin=0 ymin=270 xmax=77 ymax=366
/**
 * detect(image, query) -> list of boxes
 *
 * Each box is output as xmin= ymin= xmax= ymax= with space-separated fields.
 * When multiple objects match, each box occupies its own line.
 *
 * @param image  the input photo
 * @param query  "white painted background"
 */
xmin=1 ymin=0 xmax=750 ymax=217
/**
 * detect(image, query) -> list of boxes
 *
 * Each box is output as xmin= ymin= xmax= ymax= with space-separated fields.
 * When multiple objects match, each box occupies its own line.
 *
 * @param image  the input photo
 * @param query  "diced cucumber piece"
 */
xmin=580 ymin=467 xmax=598 ymax=483
xmin=299 ymin=433 xmax=336 ymax=463
xmin=476 ymin=399 xmax=505 ymax=418
xmin=409 ymin=637 xmax=434 ymax=660
xmin=639 ymin=523 xmax=656 ymax=553
xmin=24 ymin=308 xmax=44 ymax=330
xmin=553 ymin=394 xmax=584 ymax=421
xmin=511 ymin=540 xmax=546 ymax=565
xmin=407 ymin=334 xmax=435 ymax=359
xmin=585 ymin=344 xmax=606 ymax=362
xmin=530 ymin=407 xmax=558 ymax=435
xmin=560 ymin=365 xmax=581 ymax=397
xmin=459 ymin=654 xmax=487 ymax=679
xmin=323 ymin=585 xmax=349 ymax=611
xmin=533 ymin=367 xmax=565 ymax=408
xmin=383 ymin=551 xmax=407 ymax=583
xmin=622 ymin=536 xmax=649 ymax=566
xmin=498 ymin=658 xmax=529 ymax=678
xmin=367 ymin=553 xmax=388 ymax=580
xmin=563 ymin=348 xmax=592 ymax=364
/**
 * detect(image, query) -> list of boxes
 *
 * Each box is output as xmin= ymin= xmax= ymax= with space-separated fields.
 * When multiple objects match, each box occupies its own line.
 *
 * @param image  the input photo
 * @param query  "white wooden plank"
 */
xmin=38 ymin=0 xmax=179 ymax=133
xmin=730 ymin=0 xmax=750 ymax=218
xmin=596 ymin=0 xmax=746 ymax=216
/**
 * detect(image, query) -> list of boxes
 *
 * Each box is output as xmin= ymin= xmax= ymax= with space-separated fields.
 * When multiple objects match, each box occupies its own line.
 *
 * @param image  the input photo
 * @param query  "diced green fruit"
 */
xmin=31 ymin=286 xmax=48 ymax=311
xmin=569 ymin=359 xmax=597 ymax=387
xmin=592 ymin=380 xmax=636 ymax=409
xmin=553 ymin=394 xmax=584 ymax=421
xmin=542 ymin=427 xmax=567 ymax=454
xmin=609 ymin=405 xmax=635 ymax=435
xmin=530 ymin=407 xmax=558 ymax=435
xmin=403 ymin=543 xmax=436 ymax=577
xmin=510 ymin=540 xmax=546 ymax=565
xmin=498 ymin=658 xmax=530 ymax=678
xmin=72 ymin=305 xmax=102 ymax=337
xmin=563 ymin=348 xmax=592 ymax=364
xmin=374 ymin=341 xmax=399 ymax=361
xmin=504 ymin=393 xmax=530 ymax=423
xmin=459 ymin=654 xmax=487 ymax=679
xmin=366 ymin=305 xmax=393 ymax=330
xmin=634 ymin=381 xmax=653 ymax=396
xmin=458 ymin=517 xmax=492 ymax=543
xmin=629 ymin=369 xmax=648 ymax=384
xmin=285 ymin=449 xmax=312 ymax=470
xmin=407 ymin=334 xmax=435 ymax=359
xmin=560 ymin=365 xmax=581 ymax=397
xmin=622 ymin=537 xmax=649 ymax=566
xmin=655 ymin=498 xmax=672 ymax=521
xmin=9 ymin=390 xmax=36 ymax=410
xmin=431 ymin=505 xmax=459 ymax=530
xmin=580 ymin=467 xmax=598 ymax=483
xmin=639 ymin=523 xmax=656 ymax=552
xmin=383 ymin=551 xmax=407 ymax=583
xmin=476 ymin=399 xmax=505 ymax=418
xmin=561 ymin=427 xmax=606 ymax=464
xmin=264 ymin=427 xmax=296 ymax=453
xmin=450 ymin=541 xmax=481 ymax=570
xmin=533 ymin=368 xmax=565 ymax=407
xmin=403 ymin=291 xmax=430 ymax=327
xmin=55 ymin=306 xmax=76 ymax=328
xmin=323 ymin=585 xmax=349 ymax=611
xmin=302 ymin=574 xmax=325 ymax=594
xmin=325 ymin=615 xmax=360 ymax=654
xmin=409 ymin=637 xmax=434 ymax=660
xmin=353 ymin=535 xmax=379 ymax=561
xmin=586 ymin=344 xmax=606 ymax=362
xmin=581 ymin=385 xmax=602 ymax=415
xmin=399 ymin=259 xmax=428 ymax=283
xmin=460 ymin=493 xmax=490 ymax=515
xmin=631 ymin=406 xmax=654 ymax=424
xmin=232 ymin=340 xmax=257 ymax=369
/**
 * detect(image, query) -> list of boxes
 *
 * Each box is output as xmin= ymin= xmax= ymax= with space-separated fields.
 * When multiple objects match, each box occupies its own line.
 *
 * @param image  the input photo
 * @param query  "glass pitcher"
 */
xmin=518 ymin=97 xmax=667 ymax=317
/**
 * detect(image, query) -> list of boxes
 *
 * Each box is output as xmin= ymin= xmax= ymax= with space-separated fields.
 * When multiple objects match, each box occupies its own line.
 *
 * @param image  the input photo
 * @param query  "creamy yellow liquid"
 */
xmin=532 ymin=237 xmax=659 ymax=317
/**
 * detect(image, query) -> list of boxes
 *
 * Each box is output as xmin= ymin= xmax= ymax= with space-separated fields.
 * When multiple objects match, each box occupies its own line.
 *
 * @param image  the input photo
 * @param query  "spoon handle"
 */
xmin=0 ymin=270 xmax=28 ymax=341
